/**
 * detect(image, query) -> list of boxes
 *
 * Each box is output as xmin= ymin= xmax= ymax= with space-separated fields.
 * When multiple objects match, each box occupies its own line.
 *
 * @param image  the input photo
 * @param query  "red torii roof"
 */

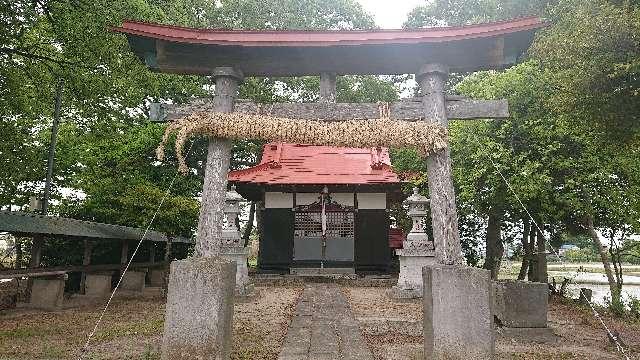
xmin=111 ymin=17 xmax=547 ymax=76
xmin=228 ymin=143 xmax=400 ymax=186
xmin=114 ymin=17 xmax=544 ymax=47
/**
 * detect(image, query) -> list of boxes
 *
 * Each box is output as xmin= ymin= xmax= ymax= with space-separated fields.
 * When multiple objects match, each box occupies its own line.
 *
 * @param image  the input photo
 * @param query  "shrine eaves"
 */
xmin=111 ymin=17 xmax=547 ymax=77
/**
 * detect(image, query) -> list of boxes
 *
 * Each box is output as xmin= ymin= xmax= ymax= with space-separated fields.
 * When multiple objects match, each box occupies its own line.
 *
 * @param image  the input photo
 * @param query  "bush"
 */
xmin=626 ymin=296 xmax=640 ymax=320
xmin=564 ymin=248 xmax=599 ymax=263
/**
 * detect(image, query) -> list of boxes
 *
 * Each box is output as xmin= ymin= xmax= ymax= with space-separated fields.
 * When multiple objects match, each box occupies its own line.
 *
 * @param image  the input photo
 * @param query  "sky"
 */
xmin=357 ymin=0 xmax=425 ymax=29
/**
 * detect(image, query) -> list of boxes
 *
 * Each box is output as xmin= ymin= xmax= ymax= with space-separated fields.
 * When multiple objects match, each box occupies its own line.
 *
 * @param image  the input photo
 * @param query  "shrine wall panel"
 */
xmin=355 ymin=210 xmax=391 ymax=273
xmin=258 ymin=208 xmax=294 ymax=272
xmin=357 ymin=193 xmax=387 ymax=209
xmin=264 ymin=192 xmax=293 ymax=208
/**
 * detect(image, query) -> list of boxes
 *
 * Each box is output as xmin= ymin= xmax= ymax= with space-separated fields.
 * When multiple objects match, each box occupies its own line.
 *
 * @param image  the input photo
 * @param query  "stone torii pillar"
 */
xmin=196 ymin=67 xmax=244 ymax=257
xmin=161 ymin=67 xmax=241 ymax=360
xmin=417 ymin=64 xmax=464 ymax=266
xmin=418 ymin=64 xmax=494 ymax=359
xmin=319 ymin=72 xmax=337 ymax=103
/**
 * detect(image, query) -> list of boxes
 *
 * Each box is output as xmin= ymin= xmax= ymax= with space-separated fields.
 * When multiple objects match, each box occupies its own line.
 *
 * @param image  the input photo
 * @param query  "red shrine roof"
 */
xmin=111 ymin=17 xmax=547 ymax=76
xmin=228 ymin=143 xmax=400 ymax=185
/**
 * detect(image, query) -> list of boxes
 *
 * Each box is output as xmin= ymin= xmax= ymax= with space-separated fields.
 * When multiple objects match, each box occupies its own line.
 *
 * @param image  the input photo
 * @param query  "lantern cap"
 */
xmin=226 ymin=185 xmax=244 ymax=202
xmin=404 ymin=187 xmax=430 ymax=205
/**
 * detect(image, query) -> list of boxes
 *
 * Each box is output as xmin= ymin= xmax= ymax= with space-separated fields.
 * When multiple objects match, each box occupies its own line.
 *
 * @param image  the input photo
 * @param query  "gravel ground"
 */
xmin=1 ymin=284 xmax=637 ymax=360
xmin=343 ymin=286 xmax=423 ymax=360
xmin=344 ymin=286 xmax=640 ymax=360
xmin=0 ymin=285 xmax=302 ymax=360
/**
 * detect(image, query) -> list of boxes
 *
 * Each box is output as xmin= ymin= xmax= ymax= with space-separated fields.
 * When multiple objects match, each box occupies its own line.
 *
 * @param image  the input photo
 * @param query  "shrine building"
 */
xmin=228 ymin=142 xmax=402 ymax=274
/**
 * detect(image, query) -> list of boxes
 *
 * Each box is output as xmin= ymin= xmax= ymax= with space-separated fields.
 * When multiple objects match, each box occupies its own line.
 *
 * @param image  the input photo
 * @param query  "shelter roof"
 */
xmin=228 ymin=143 xmax=400 ymax=186
xmin=0 ymin=211 xmax=192 ymax=243
xmin=111 ymin=17 xmax=547 ymax=76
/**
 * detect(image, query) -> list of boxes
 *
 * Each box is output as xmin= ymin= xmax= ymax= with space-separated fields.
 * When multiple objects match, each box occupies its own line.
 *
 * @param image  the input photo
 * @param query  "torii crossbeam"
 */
xmin=113 ymin=16 xmax=546 ymax=360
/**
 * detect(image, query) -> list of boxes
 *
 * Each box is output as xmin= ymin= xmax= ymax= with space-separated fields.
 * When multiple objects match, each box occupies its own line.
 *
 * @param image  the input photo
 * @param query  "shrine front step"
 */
xmin=290 ymin=268 xmax=356 ymax=279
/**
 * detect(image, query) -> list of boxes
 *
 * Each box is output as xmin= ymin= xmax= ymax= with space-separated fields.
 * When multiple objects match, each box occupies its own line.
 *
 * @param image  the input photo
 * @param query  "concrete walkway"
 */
xmin=278 ymin=283 xmax=374 ymax=360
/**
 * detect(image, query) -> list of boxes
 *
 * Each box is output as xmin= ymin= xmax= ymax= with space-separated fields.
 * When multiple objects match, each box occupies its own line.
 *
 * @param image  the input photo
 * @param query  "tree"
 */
xmin=404 ymin=0 xmax=550 ymax=28
xmin=1 ymin=0 xmax=402 ymax=268
xmin=401 ymin=1 xmax=640 ymax=297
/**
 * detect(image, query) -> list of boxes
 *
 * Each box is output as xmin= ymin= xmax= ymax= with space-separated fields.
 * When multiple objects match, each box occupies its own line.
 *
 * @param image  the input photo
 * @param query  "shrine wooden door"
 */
xmin=293 ymin=199 xmax=354 ymax=265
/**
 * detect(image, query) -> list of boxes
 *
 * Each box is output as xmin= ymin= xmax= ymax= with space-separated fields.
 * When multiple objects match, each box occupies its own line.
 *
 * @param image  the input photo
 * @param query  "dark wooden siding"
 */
xmin=258 ymin=208 xmax=294 ymax=273
xmin=355 ymin=210 xmax=391 ymax=273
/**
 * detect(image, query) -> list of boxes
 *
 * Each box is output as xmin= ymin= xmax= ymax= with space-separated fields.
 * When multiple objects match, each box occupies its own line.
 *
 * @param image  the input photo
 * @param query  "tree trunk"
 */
xmin=30 ymin=236 xmax=43 ymax=268
xmin=536 ymin=227 xmax=548 ymax=283
xmin=517 ymin=219 xmax=531 ymax=281
xmin=609 ymin=231 xmax=624 ymax=299
xmin=527 ymin=225 xmax=538 ymax=282
xmin=483 ymin=213 xmax=503 ymax=279
xmin=587 ymin=216 xmax=621 ymax=305
xmin=15 ymin=238 xmax=23 ymax=269
xmin=243 ymin=202 xmax=256 ymax=247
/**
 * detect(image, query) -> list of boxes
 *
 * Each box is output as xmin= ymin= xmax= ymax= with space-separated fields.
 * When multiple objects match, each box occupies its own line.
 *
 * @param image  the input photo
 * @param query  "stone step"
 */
xmin=290 ymin=268 xmax=357 ymax=279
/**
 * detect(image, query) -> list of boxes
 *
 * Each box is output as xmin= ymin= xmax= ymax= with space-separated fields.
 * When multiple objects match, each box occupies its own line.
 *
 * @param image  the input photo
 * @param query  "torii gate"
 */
xmin=114 ymin=17 xmax=546 ymax=360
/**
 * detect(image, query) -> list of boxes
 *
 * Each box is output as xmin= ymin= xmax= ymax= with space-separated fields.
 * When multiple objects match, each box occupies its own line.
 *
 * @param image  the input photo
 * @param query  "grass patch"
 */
xmin=94 ymin=316 xmax=164 ymax=342
xmin=0 ymin=325 xmax=61 ymax=340
xmin=139 ymin=346 xmax=160 ymax=360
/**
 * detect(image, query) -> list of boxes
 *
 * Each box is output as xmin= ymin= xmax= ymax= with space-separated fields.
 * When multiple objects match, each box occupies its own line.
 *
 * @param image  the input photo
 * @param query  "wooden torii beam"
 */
xmin=149 ymin=97 xmax=508 ymax=123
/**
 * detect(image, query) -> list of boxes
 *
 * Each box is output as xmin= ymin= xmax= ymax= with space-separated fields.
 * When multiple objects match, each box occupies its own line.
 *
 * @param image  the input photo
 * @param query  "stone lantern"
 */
xmin=222 ymin=185 xmax=243 ymax=246
xmin=220 ymin=185 xmax=253 ymax=295
xmin=390 ymin=188 xmax=436 ymax=299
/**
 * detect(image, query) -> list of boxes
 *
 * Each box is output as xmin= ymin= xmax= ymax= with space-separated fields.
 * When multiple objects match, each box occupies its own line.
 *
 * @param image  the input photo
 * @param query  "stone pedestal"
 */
xmin=121 ymin=270 xmax=146 ymax=292
xmin=161 ymin=257 xmax=236 ymax=360
xmin=148 ymin=268 xmax=166 ymax=288
xmin=220 ymin=246 xmax=253 ymax=296
xmin=391 ymin=245 xmax=436 ymax=298
xmin=29 ymin=276 xmax=65 ymax=310
xmin=85 ymin=272 xmax=112 ymax=297
xmin=423 ymin=265 xmax=494 ymax=359
xmin=493 ymin=280 xmax=548 ymax=328
xmin=391 ymin=188 xmax=434 ymax=299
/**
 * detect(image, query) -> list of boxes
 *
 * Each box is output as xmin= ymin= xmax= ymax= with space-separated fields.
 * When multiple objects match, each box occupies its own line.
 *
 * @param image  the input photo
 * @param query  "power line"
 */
xmin=484 ymin=139 xmax=629 ymax=359
xmin=77 ymin=141 xmax=195 ymax=359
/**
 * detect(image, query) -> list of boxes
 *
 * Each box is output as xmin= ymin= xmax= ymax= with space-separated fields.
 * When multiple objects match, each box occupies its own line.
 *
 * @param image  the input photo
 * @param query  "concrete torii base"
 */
xmin=161 ymin=256 xmax=236 ymax=360
xmin=493 ymin=280 xmax=548 ymax=328
xmin=493 ymin=280 xmax=557 ymax=343
xmin=423 ymin=265 xmax=494 ymax=359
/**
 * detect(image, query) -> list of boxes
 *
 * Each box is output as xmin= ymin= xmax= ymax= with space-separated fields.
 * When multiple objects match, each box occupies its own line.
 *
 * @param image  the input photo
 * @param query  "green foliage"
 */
xmin=399 ymin=0 xmax=640 ymax=269
xmin=404 ymin=0 xmax=550 ymax=28
xmin=564 ymin=248 xmax=599 ymax=263
xmin=0 ymin=0 xmax=397 ymax=268
xmin=156 ymin=0 xmax=375 ymax=30
xmin=627 ymin=295 xmax=640 ymax=320
xmin=531 ymin=0 xmax=640 ymax=136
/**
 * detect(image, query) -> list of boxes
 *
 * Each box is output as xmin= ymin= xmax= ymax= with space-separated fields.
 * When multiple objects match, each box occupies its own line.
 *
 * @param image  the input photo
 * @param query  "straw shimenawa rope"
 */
xmin=156 ymin=111 xmax=448 ymax=174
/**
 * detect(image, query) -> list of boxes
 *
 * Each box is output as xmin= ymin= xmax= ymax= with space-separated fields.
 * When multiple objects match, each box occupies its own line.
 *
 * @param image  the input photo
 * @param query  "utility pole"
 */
xmin=30 ymin=80 xmax=63 ymax=269
xmin=42 ymin=79 xmax=64 ymax=215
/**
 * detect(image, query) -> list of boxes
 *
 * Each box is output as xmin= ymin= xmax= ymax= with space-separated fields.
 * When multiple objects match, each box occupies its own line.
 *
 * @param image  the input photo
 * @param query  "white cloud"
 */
xmin=357 ymin=0 xmax=425 ymax=29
